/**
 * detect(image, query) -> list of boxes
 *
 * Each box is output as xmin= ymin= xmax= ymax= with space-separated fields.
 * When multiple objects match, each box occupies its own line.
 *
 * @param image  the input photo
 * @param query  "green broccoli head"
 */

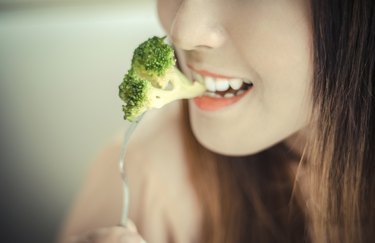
xmin=119 ymin=36 xmax=206 ymax=122
xmin=132 ymin=36 xmax=175 ymax=84
xmin=119 ymin=69 xmax=151 ymax=121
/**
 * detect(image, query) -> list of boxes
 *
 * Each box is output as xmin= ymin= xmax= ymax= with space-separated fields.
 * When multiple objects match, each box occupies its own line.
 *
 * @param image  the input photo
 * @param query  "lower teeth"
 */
xmin=205 ymin=92 xmax=220 ymax=98
xmin=205 ymin=87 xmax=249 ymax=98
xmin=205 ymin=90 xmax=244 ymax=98
xmin=224 ymin=93 xmax=234 ymax=98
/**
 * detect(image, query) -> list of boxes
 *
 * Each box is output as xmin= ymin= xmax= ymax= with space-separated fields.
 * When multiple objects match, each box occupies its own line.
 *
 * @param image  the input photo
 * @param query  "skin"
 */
xmin=58 ymin=103 xmax=201 ymax=243
xmin=58 ymin=1 xmax=314 ymax=242
xmin=158 ymin=0 xmax=313 ymax=155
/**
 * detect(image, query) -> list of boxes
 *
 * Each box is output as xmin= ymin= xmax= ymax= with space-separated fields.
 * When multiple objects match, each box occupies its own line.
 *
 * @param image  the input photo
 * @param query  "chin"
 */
xmin=190 ymin=122 xmax=275 ymax=157
xmin=186 ymin=101 xmax=309 ymax=158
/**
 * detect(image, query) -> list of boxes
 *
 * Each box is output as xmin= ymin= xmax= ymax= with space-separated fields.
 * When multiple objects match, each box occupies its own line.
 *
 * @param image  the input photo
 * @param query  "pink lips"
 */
xmin=188 ymin=65 xmax=235 ymax=79
xmin=193 ymin=91 xmax=250 ymax=111
xmin=188 ymin=65 xmax=252 ymax=111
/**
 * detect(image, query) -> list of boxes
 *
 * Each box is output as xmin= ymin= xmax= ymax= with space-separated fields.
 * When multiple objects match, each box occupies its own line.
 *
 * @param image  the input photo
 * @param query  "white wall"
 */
xmin=0 ymin=1 xmax=164 ymax=242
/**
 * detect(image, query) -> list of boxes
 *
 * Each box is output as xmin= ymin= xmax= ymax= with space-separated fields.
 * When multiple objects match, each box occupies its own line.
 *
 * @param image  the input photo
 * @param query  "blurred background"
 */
xmin=0 ymin=0 xmax=164 ymax=242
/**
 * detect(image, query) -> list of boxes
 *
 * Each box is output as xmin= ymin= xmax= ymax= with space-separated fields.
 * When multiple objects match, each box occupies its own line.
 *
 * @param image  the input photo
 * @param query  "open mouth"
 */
xmin=187 ymin=64 xmax=255 ymax=111
xmin=192 ymin=72 xmax=254 ymax=99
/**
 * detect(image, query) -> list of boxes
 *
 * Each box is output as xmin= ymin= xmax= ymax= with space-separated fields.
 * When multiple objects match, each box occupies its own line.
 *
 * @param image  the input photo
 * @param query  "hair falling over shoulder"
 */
xmin=181 ymin=101 xmax=310 ymax=243
xmin=308 ymin=0 xmax=375 ymax=242
xmin=180 ymin=0 xmax=375 ymax=242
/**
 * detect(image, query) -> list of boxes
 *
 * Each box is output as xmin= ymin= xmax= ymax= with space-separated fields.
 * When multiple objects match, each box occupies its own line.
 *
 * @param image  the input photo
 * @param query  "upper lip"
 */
xmin=187 ymin=64 xmax=237 ymax=79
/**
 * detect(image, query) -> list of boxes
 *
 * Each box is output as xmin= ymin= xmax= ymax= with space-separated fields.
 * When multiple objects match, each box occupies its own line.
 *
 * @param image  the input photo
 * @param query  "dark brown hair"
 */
xmin=181 ymin=0 xmax=375 ymax=242
xmin=308 ymin=0 xmax=375 ymax=242
xmin=181 ymin=102 xmax=310 ymax=242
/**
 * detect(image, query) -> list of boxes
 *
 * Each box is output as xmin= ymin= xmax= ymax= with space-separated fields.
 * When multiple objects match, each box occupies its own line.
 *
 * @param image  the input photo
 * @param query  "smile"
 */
xmin=190 ymin=69 xmax=254 ymax=111
xmin=193 ymin=72 xmax=253 ymax=98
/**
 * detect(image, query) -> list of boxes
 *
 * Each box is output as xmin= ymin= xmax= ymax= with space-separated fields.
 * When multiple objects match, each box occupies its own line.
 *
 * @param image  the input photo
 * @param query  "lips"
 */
xmin=189 ymin=66 xmax=253 ymax=111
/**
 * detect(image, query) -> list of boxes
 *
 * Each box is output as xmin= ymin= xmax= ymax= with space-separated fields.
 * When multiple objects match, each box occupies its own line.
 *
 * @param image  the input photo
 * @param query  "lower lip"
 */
xmin=193 ymin=89 xmax=252 ymax=111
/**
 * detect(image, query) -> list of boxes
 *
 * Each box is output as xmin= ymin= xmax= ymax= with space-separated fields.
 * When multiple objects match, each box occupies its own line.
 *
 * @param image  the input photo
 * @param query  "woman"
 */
xmin=58 ymin=0 xmax=375 ymax=242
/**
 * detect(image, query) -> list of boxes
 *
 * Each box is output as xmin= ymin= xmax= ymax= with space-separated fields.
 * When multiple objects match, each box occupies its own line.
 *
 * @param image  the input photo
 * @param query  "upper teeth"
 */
xmin=215 ymin=79 xmax=230 ymax=91
xmin=192 ymin=72 xmax=252 ymax=93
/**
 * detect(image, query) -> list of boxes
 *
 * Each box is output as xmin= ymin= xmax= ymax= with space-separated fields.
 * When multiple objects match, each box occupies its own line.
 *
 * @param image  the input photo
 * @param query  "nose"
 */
xmin=169 ymin=1 xmax=227 ymax=51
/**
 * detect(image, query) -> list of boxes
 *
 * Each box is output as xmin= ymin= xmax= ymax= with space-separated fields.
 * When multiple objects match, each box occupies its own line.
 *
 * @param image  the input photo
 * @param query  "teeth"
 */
xmin=204 ymin=77 xmax=216 ymax=92
xmin=215 ymin=78 xmax=230 ymax=91
xmin=224 ymin=93 xmax=234 ymax=98
xmin=205 ymin=92 xmax=221 ymax=98
xmin=196 ymin=72 xmax=253 ymax=98
xmin=229 ymin=78 xmax=243 ymax=90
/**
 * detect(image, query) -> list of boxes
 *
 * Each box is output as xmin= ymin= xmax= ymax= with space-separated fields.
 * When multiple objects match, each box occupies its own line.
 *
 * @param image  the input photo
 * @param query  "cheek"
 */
xmin=156 ymin=0 xmax=180 ymax=34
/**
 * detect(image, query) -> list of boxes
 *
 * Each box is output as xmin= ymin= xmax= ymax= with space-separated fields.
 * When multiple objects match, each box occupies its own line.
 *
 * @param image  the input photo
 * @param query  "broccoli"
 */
xmin=119 ymin=36 xmax=206 ymax=121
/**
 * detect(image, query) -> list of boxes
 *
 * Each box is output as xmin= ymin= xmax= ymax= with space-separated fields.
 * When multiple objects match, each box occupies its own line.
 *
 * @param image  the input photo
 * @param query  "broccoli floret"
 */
xmin=119 ymin=36 xmax=206 ymax=121
xmin=131 ymin=36 xmax=175 ymax=86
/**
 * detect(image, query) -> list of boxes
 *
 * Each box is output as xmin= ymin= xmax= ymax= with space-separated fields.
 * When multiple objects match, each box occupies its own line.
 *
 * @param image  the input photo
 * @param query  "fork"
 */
xmin=118 ymin=113 xmax=145 ymax=227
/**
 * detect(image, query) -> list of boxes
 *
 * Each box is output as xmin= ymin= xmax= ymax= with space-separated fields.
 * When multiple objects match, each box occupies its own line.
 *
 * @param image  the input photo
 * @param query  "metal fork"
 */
xmin=118 ymin=113 xmax=145 ymax=227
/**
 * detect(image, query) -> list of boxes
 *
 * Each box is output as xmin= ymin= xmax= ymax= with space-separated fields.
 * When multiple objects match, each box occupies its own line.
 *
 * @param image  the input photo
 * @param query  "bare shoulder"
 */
xmin=125 ymin=101 xmax=202 ymax=243
xmin=58 ymin=132 xmax=125 ymax=241
xmin=125 ymin=100 xmax=186 ymax=171
xmin=59 ymin=101 xmax=201 ymax=243
xmin=123 ymin=100 xmax=186 ymax=208
xmin=58 ymin=104 xmax=181 ymax=239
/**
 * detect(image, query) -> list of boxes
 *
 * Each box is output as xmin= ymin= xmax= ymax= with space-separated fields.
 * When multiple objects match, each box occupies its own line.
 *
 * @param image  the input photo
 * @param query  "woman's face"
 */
xmin=157 ymin=0 xmax=313 ymax=156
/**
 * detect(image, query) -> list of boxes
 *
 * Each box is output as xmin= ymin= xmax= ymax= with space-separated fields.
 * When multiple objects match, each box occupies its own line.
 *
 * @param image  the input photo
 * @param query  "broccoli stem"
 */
xmin=149 ymin=67 xmax=206 ymax=108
